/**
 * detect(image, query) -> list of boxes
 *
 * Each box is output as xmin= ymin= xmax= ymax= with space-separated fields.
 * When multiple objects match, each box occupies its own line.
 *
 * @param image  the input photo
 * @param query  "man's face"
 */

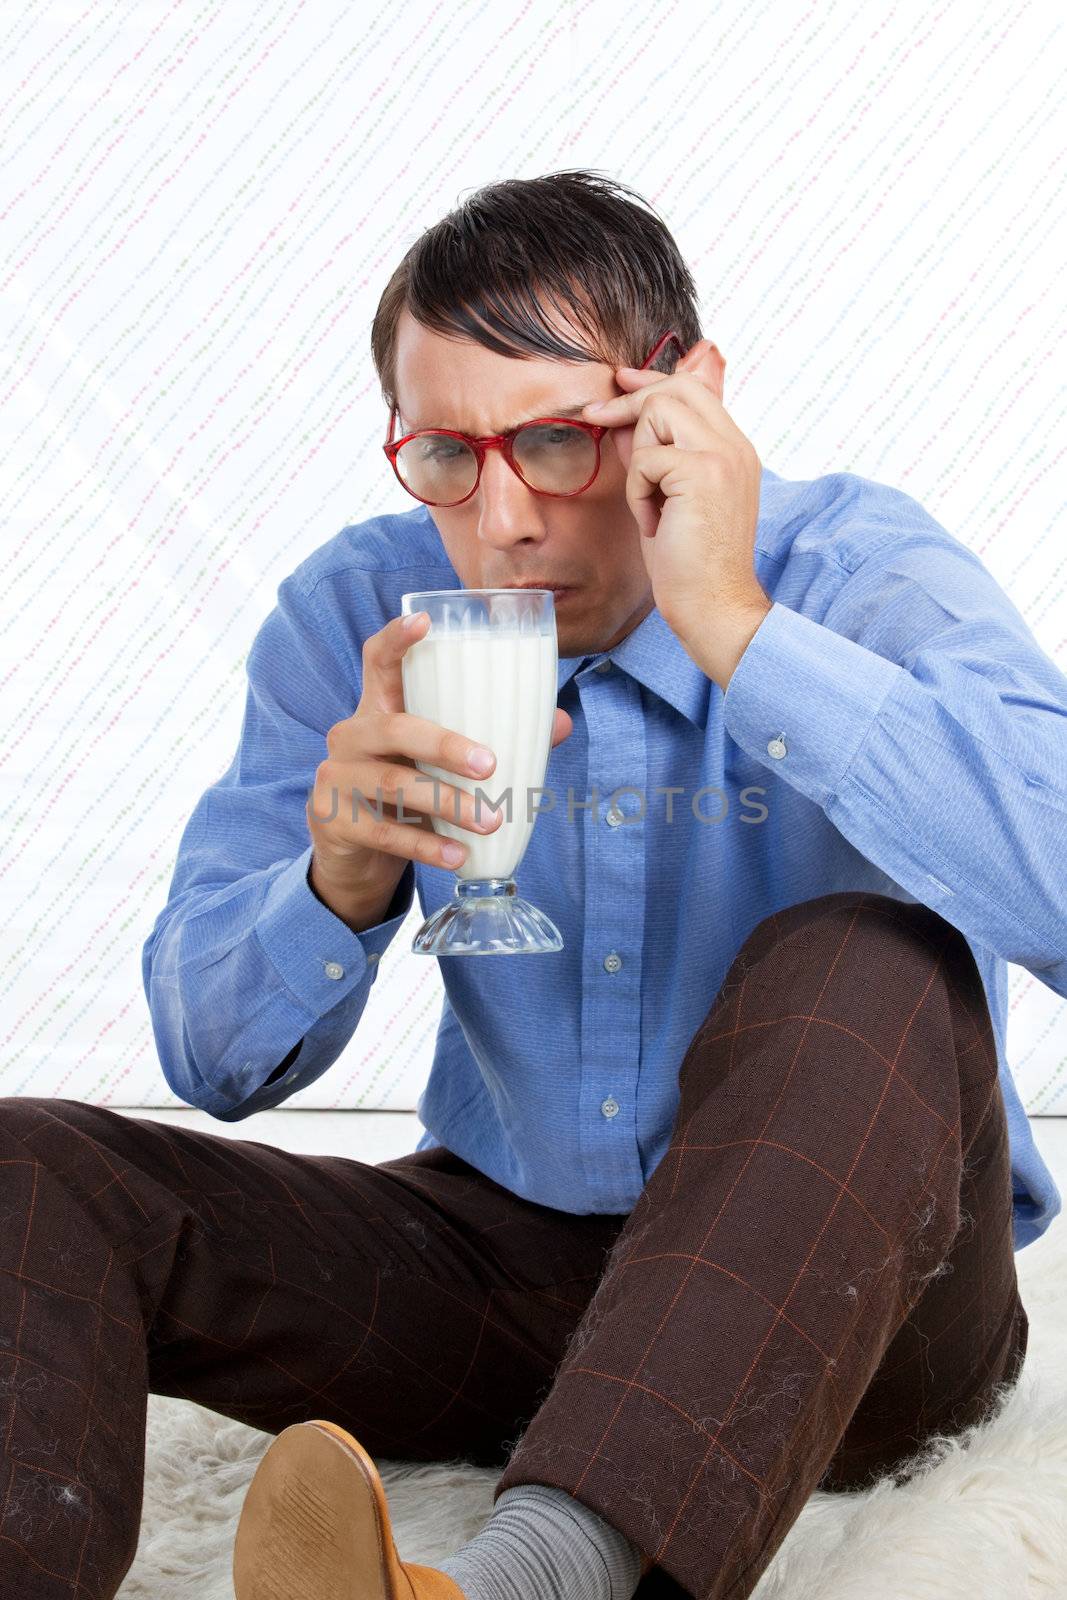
xmin=391 ymin=304 xmax=655 ymax=657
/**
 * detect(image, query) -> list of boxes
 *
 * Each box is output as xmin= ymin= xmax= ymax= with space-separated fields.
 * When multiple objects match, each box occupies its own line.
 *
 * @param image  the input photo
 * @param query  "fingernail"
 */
xmin=468 ymin=746 xmax=495 ymax=775
xmin=403 ymin=612 xmax=425 ymax=631
xmin=441 ymin=842 xmax=465 ymax=865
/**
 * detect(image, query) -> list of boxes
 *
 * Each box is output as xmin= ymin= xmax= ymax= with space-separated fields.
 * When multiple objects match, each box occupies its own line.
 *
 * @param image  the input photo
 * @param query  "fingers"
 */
xmin=582 ymin=371 xmax=729 ymax=439
xmin=550 ymin=706 xmax=573 ymax=747
xmin=342 ymin=755 xmax=504 ymax=837
xmin=335 ymin=709 xmax=496 ymax=778
xmin=307 ymin=758 xmax=500 ymax=874
xmin=359 ymin=610 xmax=430 ymax=716
xmin=624 ymin=441 xmax=687 ymax=540
xmin=319 ymin=614 xmax=575 ymax=880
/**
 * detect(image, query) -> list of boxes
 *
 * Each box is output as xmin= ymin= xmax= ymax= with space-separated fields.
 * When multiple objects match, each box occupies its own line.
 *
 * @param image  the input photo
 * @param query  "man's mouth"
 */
xmin=503 ymin=581 xmax=577 ymax=600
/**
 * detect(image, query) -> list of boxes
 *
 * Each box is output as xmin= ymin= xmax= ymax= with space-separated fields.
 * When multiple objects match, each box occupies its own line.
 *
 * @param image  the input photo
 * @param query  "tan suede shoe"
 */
xmin=232 ymin=1418 xmax=467 ymax=1600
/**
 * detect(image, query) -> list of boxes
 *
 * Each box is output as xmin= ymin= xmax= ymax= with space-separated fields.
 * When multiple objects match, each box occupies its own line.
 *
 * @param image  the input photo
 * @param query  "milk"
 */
xmin=401 ymin=628 xmax=558 ymax=881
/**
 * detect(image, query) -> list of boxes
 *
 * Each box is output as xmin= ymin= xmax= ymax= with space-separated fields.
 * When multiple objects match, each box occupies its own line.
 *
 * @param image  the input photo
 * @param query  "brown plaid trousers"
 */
xmin=0 ymin=891 xmax=1027 ymax=1599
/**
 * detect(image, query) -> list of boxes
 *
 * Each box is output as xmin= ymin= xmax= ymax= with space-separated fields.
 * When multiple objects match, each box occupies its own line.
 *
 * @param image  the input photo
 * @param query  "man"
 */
xmin=1 ymin=170 xmax=1062 ymax=1600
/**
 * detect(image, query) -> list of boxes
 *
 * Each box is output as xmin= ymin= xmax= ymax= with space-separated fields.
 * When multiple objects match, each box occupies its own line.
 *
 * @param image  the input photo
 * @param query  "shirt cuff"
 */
xmin=255 ymin=844 xmax=415 ymax=1015
xmin=721 ymin=600 xmax=905 ymax=806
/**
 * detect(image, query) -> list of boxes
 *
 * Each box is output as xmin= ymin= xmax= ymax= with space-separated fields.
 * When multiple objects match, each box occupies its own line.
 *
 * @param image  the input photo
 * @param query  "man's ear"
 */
xmin=678 ymin=338 xmax=725 ymax=401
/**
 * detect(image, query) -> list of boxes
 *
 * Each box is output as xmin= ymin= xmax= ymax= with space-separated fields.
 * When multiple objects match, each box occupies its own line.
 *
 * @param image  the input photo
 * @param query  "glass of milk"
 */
xmin=399 ymin=588 xmax=564 ymax=956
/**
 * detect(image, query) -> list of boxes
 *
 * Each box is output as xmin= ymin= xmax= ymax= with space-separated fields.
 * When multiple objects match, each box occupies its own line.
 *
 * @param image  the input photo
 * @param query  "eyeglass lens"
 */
xmin=394 ymin=421 xmax=598 ymax=506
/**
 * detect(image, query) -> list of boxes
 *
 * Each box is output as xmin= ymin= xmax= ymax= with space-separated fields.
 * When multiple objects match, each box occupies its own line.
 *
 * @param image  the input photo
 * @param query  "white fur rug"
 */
xmin=118 ymin=1223 xmax=1067 ymax=1599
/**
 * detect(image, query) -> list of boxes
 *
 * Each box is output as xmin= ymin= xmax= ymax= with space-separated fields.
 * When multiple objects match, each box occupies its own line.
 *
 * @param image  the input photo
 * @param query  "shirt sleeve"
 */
xmin=141 ymin=567 xmax=416 ymax=1119
xmin=721 ymin=531 xmax=1067 ymax=999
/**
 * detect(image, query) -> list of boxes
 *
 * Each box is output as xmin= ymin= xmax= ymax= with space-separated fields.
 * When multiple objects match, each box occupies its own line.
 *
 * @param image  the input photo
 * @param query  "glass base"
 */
xmin=411 ymin=876 xmax=564 ymax=956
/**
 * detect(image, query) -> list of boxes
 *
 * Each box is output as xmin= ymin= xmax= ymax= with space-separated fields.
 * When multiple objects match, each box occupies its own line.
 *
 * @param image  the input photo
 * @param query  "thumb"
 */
xmin=550 ymin=706 xmax=573 ymax=748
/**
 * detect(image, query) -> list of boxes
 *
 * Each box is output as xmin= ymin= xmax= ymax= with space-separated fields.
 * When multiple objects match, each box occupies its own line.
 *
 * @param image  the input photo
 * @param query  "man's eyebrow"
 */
xmin=408 ymin=401 xmax=597 ymax=434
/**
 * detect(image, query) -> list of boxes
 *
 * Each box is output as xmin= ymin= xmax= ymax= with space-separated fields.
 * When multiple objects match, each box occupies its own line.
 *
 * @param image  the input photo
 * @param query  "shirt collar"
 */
xmin=411 ymin=499 xmax=769 ymax=733
xmin=558 ymin=601 xmax=714 ymax=730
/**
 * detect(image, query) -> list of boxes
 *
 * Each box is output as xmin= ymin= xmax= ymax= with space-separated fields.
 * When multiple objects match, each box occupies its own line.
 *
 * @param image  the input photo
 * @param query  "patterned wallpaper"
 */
xmin=1 ymin=1 xmax=1063 ymax=1111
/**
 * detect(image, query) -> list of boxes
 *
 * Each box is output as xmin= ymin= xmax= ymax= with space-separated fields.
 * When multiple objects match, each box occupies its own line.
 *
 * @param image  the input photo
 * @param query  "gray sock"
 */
xmin=437 ymin=1482 xmax=644 ymax=1600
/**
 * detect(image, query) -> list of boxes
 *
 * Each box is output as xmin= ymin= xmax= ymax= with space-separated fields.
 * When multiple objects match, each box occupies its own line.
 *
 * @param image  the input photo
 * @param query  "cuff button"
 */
xmin=324 ymin=960 xmax=345 ymax=980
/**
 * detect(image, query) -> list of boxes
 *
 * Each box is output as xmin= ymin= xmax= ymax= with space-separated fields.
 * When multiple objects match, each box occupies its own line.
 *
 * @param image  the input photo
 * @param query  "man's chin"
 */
xmin=557 ymin=618 xmax=616 ymax=661
xmin=560 ymin=637 xmax=607 ymax=661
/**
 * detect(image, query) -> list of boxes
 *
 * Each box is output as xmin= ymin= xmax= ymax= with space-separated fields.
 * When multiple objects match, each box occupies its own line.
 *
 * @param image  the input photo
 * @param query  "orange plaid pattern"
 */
xmin=496 ymin=892 xmax=1027 ymax=1598
xmin=0 ymin=893 xmax=1025 ymax=1599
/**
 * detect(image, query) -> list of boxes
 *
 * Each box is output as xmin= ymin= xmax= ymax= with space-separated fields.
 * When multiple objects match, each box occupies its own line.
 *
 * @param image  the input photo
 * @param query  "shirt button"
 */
xmin=601 ymin=1097 xmax=620 ymax=1118
xmin=324 ymin=961 xmax=345 ymax=980
xmin=605 ymin=805 xmax=624 ymax=827
xmin=595 ymin=659 xmax=613 ymax=673
xmin=603 ymin=951 xmax=622 ymax=973
xmin=366 ymin=951 xmax=380 ymax=964
xmin=767 ymin=733 xmax=787 ymax=760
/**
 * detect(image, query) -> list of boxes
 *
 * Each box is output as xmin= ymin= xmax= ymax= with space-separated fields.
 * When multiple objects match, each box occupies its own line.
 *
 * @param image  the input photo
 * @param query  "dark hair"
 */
xmin=370 ymin=169 xmax=703 ymax=415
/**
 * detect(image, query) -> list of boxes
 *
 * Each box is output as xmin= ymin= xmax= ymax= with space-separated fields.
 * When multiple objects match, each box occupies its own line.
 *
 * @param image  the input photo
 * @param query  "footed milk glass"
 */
xmin=400 ymin=589 xmax=564 ymax=956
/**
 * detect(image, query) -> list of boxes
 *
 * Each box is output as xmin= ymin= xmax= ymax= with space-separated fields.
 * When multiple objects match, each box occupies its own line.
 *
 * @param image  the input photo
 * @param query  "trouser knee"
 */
xmin=737 ymin=891 xmax=981 ymax=986
xmin=0 ymin=1095 xmax=165 ymax=1245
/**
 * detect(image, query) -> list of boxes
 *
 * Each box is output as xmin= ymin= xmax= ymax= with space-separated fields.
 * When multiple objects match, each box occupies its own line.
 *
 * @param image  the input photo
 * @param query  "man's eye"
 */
xmin=420 ymin=439 xmax=464 ymax=460
xmin=524 ymin=425 xmax=584 ymax=447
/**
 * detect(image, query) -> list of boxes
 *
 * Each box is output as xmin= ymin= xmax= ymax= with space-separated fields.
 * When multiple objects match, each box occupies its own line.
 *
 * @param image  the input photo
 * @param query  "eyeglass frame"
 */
xmin=382 ymin=329 xmax=688 ymax=508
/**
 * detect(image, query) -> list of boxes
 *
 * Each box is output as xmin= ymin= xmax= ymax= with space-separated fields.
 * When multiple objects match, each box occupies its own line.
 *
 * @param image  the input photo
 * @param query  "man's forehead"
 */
xmin=397 ymin=351 xmax=606 ymax=433
xmin=401 ymin=396 xmax=600 ymax=435
xmin=393 ymin=305 xmax=610 ymax=430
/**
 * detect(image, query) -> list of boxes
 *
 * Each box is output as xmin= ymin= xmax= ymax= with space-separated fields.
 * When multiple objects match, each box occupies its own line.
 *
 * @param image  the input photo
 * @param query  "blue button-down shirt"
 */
xmin=142 ymin=467 xmax=1067 ymax=1250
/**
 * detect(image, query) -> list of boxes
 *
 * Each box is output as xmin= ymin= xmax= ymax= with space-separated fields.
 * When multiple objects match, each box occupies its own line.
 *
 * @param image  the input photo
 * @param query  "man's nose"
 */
xmin=474 ymin=448 xmax=549 ymax=549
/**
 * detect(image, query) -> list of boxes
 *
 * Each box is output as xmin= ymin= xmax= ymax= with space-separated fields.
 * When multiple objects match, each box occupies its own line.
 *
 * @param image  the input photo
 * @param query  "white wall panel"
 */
xmin=1 ymin=1 xmax=1063 ymax=1110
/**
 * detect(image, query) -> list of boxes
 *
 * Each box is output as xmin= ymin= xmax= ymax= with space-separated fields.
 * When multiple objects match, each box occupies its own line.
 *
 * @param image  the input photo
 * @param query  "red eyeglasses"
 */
xmin=383 ymin=329 xmax=687 ymax=508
